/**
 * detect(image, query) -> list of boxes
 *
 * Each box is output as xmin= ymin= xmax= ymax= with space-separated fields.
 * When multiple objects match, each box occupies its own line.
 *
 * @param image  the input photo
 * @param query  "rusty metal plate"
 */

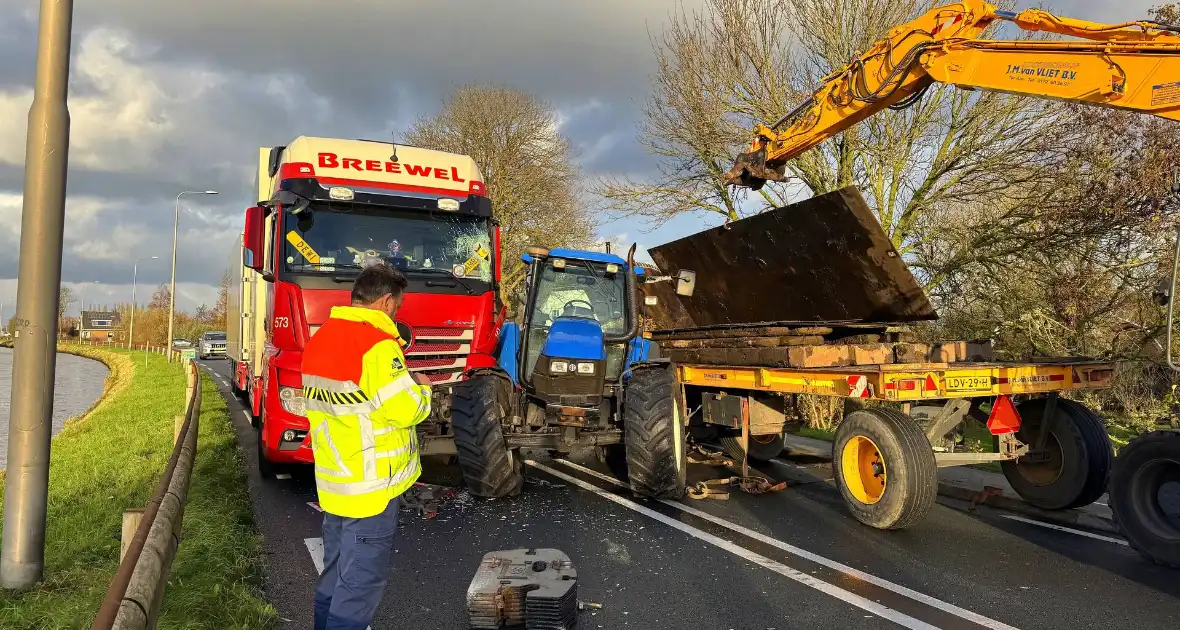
xmin=644 ymin=186 xmax=936 ymax=328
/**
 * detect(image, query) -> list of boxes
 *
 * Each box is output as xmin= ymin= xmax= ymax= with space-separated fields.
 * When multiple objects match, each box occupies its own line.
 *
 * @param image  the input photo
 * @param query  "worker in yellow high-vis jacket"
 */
xmin=301 ymin=263 xmax=432 ymax=630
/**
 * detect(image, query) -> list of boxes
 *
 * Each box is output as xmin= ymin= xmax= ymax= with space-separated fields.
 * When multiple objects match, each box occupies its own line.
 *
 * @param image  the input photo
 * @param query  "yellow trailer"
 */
xmin=675 ymin=356 xmax=1116 ymax=530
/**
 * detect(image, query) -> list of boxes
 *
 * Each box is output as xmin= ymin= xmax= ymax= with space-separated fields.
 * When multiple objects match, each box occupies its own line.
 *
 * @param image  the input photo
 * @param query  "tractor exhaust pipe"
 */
xmin=603 ymin=244 xmax=641 ymax=345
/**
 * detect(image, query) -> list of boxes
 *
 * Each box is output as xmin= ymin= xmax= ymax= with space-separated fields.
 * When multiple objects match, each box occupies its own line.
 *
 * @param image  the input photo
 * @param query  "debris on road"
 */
xmin=467 ymin=548 xmax=580 ymax=629
xmin=402 ymin=482 xmax=461 ymax=520
xmin=686 ymin=446 xmax=789 ymax=501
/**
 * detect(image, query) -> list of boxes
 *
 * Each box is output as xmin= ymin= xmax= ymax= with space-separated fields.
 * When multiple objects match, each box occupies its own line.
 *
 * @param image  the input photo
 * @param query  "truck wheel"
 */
xmin=451 ymin=374 xmax=522 ymax=499
xmin=720 ymin=433 xmax=786 ymax=463
xmin=1001 ymin=398 xmax=1112 ymax=510
xmin=1109 ymin=430 xmax=1180 ymax=568
xmin=622 ymin=364 xmax=687 ymax=499
xmin=833 ymin=408 xmax=937 ymax=530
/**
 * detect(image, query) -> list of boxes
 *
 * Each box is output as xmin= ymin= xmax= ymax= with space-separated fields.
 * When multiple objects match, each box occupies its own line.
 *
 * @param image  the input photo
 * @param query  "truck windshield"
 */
xmin=523 ymin=260 xmax=630 ymax=379
xmin=282 ymin=205 xmax=493 ymax=282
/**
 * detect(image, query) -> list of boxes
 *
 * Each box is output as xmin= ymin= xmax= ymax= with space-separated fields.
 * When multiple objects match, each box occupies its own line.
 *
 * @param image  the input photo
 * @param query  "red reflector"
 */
xmin=900 ymin=380 xmax=917 ymax=391
xmin=469 ymin=180 xmax=487 ymax=196
xmin=278 ymin=161 xmax=315 ymax=179
xmin=884 ymin=382 xmax=896 ymax=390
xmin=997 ymin=377 xmax=1009 ymax=384
xmin=924 ymin=375 xmax=937 ymax=390
xmin=1048 ymin=374 xmax=1065 ymax=382
xmin=986 ymin=395 xmax=1022 ymax=435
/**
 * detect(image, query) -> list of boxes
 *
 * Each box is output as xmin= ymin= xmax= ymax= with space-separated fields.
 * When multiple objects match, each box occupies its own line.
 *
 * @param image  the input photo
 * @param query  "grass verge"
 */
xmin=0 ymin=346 xmax=276 ymax=629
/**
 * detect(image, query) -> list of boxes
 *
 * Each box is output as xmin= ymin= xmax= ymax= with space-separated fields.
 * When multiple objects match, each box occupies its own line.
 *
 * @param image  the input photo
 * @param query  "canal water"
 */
xmin=0 ymin=348 xmax=110 ymax=469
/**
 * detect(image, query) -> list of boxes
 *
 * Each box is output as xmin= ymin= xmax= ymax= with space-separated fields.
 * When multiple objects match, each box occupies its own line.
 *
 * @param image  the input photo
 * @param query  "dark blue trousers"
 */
xmin=314 ymin=497 xmax=400 ymax=630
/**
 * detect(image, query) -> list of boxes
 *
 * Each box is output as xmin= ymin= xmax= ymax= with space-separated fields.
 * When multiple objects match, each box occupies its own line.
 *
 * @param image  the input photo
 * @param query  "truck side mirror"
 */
xmin=675 ymin=269 xmax=697 ymax=297
xmin=243 ymin=206 xmax=266 ymax=272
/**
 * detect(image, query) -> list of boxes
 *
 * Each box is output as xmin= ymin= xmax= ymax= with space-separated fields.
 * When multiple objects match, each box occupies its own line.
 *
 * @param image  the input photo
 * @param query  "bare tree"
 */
xmin=149 ymin=283 xmax=171 ymax=312
xmin=403 ymin=85 xmax=595 ymax=266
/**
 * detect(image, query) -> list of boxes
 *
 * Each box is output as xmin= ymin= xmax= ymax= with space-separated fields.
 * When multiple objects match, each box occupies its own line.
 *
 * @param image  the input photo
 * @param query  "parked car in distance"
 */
xmin=171 ymin=338 xmax=194 ymax=351
xmin=199 ymin=331 xmax=227 ymax=360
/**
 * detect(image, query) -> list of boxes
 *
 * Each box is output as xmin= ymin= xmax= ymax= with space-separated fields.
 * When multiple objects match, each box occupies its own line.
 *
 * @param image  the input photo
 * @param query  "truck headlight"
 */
xmin=576 ymin=362 xmax=595 ymax=374
xmin=278 ymin=385 xmax=306 ymax=416
xmin=550 ymin=360 xmax=571 ymax=374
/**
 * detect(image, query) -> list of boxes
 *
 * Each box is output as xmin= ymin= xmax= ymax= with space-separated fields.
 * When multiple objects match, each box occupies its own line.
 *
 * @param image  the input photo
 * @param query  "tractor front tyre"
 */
xmin=1001 ymin=398 xmax=1112 ymax=511
xmin=1109 ymin=430 xmax=1180 ymax=568
xmin=833 ymin=408 xmax=938 ymax=530
xmin=451 ymin=374 xmax=523 ymax=499
xmin=622 ymin=365 xmax=687 ymax=499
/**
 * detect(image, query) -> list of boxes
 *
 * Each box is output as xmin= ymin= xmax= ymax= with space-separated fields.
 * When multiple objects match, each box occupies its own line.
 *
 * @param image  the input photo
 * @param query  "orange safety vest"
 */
xmin=301 ymin=305 xmax=432 ymax=518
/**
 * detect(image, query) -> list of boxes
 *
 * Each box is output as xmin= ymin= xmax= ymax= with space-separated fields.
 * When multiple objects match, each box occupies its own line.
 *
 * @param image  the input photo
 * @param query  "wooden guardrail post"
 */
xmin=120 ymin=509 xmax=144 ymax=562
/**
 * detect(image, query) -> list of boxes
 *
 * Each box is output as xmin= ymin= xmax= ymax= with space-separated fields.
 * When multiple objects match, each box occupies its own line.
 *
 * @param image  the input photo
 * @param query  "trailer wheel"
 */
xmin=1001 ymin=398 xmax=1112 ymax=510
xmin=720 ymin=433 xmax=786 ymax=463
xmin=1109 ymin=430 xmax=1180 ymax=568
xmin=450 ymin=373 xmax=522 ymax=499
xmin=621 ymin=364 xmax=687 ymax=499
xmin=833 ymin=408 xmax=937 ymax=530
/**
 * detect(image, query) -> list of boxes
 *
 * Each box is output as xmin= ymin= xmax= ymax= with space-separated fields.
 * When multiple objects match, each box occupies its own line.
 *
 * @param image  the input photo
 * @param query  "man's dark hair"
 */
xmin=351 ymin=263 xmax=408 ymax=304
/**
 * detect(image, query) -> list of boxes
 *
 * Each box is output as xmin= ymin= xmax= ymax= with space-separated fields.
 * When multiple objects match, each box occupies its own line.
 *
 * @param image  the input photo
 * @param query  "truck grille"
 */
xmin=405 ymin=326 xmax=474 ymax=386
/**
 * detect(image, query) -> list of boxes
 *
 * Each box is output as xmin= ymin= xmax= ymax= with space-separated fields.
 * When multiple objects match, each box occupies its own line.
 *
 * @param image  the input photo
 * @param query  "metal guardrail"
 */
xmin=90 ymin=358 xmax=202 ymax=630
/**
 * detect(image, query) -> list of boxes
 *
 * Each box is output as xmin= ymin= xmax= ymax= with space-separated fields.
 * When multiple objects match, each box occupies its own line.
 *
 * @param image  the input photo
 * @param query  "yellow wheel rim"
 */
xmin=841 ymin=435 xmax=887 ymax=505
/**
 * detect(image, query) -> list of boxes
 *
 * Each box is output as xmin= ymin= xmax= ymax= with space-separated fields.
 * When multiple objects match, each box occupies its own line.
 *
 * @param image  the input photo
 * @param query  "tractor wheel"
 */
xmin=833 ymin=408 xmax=938 ymax=530
xmin=1109 ymin=430 xmax=1180 ymax=568
xmin=451 ymin=373 xmax=523 ymax=499
xmin=1001 ymin=398 xmax=1112 ymax=510
xmin=621 ymin=364 xmax=687 ymax=499
xmin=720 ymin=432 xmax=786 ymax=463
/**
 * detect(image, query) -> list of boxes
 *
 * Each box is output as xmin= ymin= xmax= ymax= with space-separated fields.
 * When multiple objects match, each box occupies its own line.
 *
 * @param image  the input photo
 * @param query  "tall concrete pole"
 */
xmin=1 ymin=0 xmax=74 ymax=590
xmin=167 ymin=190 xmax=216 ymax=361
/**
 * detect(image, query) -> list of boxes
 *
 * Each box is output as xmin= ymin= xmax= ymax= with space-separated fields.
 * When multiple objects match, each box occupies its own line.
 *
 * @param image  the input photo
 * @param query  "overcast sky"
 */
xmin=0 ymin=0 xmax=1157 ymax=319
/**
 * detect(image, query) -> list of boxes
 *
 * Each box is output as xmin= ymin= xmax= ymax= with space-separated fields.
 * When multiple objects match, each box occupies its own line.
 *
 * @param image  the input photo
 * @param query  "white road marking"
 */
xmin=998 ymin=514 xmax=1129 ymax=546
xmin=241 ymin=411 xmax=252 ymax=422
xmin=549 ymin=459 xmax=1019 ymax=630
xmin=305 ymin=537 xmax=325 ymax=573
xmin=275 ymin=473 xmax=292 ymax=480
xmin=526 ymin=461 xmax=941 ymax=630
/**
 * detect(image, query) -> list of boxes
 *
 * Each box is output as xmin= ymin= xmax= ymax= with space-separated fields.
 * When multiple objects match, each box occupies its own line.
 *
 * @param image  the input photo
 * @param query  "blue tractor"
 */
xmin=449 ymin=244 xmax=697 ymax=499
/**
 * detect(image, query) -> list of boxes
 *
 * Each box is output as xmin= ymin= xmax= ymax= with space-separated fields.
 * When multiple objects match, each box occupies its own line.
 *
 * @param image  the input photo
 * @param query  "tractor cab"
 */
xmin=518 ymin=247 xmax=640 ymax=411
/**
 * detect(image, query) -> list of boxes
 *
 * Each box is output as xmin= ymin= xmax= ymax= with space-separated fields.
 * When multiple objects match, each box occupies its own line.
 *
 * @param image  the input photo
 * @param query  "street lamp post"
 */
xmin=128 ymin=256 xmax=158 ymax=349
xmin=2 ymin=0 xmax=75 ymax=590
xmin=167 ymin=190 xmax=217 ymax=361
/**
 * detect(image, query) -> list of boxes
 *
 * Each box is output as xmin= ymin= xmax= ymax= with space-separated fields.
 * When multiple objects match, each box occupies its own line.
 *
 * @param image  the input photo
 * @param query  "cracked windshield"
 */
xmin=282 ymin=206 xmax=492 ymax=281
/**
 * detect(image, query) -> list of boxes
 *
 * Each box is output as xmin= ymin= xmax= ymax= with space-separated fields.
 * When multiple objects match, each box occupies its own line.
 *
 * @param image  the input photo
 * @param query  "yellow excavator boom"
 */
xmin=725 ymin=0 xmax=1180 ymax=189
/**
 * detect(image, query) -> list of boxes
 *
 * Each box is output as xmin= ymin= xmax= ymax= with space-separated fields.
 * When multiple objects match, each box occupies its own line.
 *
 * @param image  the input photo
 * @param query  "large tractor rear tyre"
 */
xmin=833 ymin=408 xmax=938 ymax=530
xmin=1001 ymin=398 xmax=1112 ymax=511
xmin=621 ymin=364 xmax=687 ymax=499
xmin=1109 ymin=430 xmax=1180 ymax=568
xmin=451 ymin=374 xmax=523 ymax=499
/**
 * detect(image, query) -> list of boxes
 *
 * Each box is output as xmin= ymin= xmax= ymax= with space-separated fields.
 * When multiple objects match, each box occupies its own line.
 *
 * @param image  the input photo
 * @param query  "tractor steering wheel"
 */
xmin=562 ymin=299 xmax=597 ymax=320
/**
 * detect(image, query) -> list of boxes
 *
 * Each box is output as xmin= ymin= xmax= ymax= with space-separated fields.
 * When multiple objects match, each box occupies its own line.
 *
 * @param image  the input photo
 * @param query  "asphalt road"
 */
xmin=198 ymin=359 xmax=1180 ymax=630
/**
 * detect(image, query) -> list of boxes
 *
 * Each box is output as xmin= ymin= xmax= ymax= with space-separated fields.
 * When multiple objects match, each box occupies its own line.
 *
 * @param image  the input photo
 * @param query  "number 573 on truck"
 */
xmin=226 ymin=136 xmax=504 ymax=475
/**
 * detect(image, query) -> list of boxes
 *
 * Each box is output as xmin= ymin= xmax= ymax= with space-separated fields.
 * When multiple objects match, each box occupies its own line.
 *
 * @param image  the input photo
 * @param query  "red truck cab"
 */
xmin=231 ymin=136 xmax=503 ymax=474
